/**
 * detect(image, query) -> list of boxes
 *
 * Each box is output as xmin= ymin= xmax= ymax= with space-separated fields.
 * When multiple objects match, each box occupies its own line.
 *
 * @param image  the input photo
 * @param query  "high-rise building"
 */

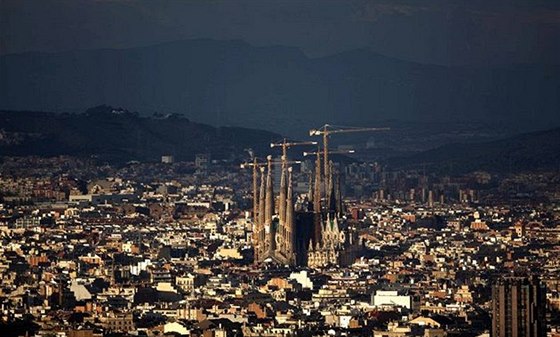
xmin=492 ymin=275 xmax=546 ymax=337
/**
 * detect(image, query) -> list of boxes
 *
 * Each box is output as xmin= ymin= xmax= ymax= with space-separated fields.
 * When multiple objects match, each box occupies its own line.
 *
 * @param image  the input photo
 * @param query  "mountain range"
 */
xmin=1 ymin=39 xmax=559 ymax=137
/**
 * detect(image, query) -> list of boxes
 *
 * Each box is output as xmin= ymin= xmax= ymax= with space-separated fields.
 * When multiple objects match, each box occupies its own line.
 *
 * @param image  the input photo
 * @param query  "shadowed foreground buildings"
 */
xmin=492 ymin=276 xmax=546 ymax=337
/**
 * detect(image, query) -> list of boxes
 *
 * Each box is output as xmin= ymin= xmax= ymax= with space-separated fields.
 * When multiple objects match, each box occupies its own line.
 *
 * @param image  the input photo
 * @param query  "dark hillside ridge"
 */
xmin=0 ymin=106 xmax=281 ymax=163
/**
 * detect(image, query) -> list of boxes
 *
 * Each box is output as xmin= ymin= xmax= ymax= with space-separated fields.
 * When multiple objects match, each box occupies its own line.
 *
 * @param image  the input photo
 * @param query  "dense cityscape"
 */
xmin=3 ymin=1 xmax=560 ymax=336
xmin=0 ymin=135 xmax=559 ymax=336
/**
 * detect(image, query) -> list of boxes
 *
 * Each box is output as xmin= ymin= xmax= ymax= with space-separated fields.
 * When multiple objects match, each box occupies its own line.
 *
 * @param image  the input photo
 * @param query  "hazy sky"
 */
xmin=1 ymin=0 xmax=560 ymax=65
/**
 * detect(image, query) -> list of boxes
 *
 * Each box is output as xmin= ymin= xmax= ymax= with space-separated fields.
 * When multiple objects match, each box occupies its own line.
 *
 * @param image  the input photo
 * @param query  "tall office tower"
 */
xmin=492 ymin=276 xmax=546 ymax=337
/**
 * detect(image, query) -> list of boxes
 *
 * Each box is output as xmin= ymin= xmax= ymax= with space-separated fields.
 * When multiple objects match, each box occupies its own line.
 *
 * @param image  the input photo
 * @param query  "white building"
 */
xmin=289 ymin=270 xmax=313 ymax=289
xmin=372 ymin=290 xmax=414 ymax=309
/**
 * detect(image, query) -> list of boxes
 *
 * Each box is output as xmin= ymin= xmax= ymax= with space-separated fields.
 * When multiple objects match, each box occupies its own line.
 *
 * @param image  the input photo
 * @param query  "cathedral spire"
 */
xmin=313 ymin=150 xmax=322 ymax=245
xmin=328 ymin=161 xmax=337 ymax=218
xmin=252 ymin=157 xmax=259 ymax=221
xmin=258 ymin=167 xmax=266 ymax=228
xmin=278 ymin=156 xmax=287 ymax=224
xmin=313 ymin=150 xmax=322 ymax=213
xmin=285 ymin=167 xmax=294 ymax=257
xmin=251 ymin=158 xmax=259 ymax=262
xmin=336 ymin=174 xmax=343 ymax=217
xmin=256 ymin=166 xmax=266 ymax=263
xmin=265 ymin=155 xmax=274 ymax=225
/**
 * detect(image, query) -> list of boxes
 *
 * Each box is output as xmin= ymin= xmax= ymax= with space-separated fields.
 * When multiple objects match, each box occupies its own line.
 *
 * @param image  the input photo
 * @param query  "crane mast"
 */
xmin=271 ymin=138 xmax=317 ymax=172
xmin=309 ymin=124 xmax=390 ymax=188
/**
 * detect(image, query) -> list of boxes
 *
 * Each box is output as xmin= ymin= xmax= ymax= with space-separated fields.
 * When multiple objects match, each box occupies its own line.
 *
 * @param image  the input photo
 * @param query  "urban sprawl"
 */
xmin=0 ymin=142 xmax=559 ymax=337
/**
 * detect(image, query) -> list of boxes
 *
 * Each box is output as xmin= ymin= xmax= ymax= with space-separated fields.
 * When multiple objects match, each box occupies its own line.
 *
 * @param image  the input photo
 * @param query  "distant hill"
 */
xmin=2 ymin=107 xmax=558 ymax=173
xmin=1 ymin=39 xmax=560 ymax=137
xmin=390 ymin=127 xmax=560 ymax=174
xmin=0 ymin=106 xmax=280 ymax=163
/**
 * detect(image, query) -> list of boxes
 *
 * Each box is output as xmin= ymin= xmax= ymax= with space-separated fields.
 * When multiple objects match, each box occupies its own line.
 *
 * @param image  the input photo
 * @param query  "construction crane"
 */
xmin=240 ymin=158 xmax=302 ymax=169
xmin=270 ymin=139 xmax=317 ymax=172
xmin=302 ymin=149 xmax=355 ymax=157
xmin=309 ymin=124 xmax=390 ymax=185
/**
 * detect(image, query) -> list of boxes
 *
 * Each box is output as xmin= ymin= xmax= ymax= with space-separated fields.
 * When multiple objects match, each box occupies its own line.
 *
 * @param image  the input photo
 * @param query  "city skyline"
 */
xmin=1 ymin=1 xmax=559 ymax=337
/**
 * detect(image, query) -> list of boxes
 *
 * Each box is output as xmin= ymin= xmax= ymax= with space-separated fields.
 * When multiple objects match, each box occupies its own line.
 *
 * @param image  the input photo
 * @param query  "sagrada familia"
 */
xmin=252 ymin=153 xmax=363 ymax=267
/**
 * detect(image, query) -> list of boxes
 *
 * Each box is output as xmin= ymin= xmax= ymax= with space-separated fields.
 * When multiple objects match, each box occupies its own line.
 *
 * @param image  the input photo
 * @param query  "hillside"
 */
xmin=1 ymin=39 xmax=559 ymax=137
xmin=390 ymin=127 xmax=560 ymax=174
xmin=0 ymin=106 xmax=280 ymax=163
xmin=2 ymin=107 xmax=559 ymax=173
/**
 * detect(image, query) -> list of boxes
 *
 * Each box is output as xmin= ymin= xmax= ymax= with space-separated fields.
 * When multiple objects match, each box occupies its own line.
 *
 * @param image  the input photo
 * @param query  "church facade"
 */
xmin=252 ymin=153 xmax=363 ymax=268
